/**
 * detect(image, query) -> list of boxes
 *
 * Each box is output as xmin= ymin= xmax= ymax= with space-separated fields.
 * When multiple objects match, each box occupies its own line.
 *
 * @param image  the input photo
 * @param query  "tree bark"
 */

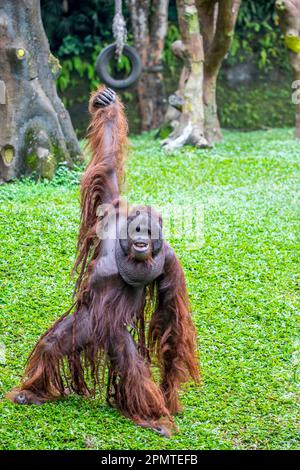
xmin=276 ymin=0 xmax=300 ymax=138
xmin=164 ymin=0 xmax=241 ymax=150
xmin=127 ymin=0 xmax=169 ymax=131
xmin=0 ymin=0 xmax=81 ymax=182
xmin=198 ymin=0 xmax=241 ymax=145
xmin=162 ymin=0 xmax=208 ymax=151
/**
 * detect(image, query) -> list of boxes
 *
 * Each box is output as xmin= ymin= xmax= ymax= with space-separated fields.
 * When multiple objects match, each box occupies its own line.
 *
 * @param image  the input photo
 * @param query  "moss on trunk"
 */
xmin=0 ymin=0 xmax=81 ymax=182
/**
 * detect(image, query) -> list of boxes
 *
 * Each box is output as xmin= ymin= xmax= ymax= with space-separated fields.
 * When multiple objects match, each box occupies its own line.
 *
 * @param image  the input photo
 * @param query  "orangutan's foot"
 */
xmin=6 ymin=389 xmax=44 ymax=405
xmin=136 ymin=416 xmax=178 ymax=438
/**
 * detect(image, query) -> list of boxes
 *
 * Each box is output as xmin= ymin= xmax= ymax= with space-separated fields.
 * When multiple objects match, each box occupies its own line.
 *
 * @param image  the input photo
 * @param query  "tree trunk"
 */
xmin=127 ymin=0 xmax=169 ymax=131
xmin=276 ymin=0 xmax=300 ymax=138
xmin=164 ymin=0 xmax=240 ymax=150
xmin=199 ymin=0 xmax=241 ymax=145
xmin=0 ymin=0 xmax=81 ymax=182
xmin=162 ymin=0 xmax=208 ymax=151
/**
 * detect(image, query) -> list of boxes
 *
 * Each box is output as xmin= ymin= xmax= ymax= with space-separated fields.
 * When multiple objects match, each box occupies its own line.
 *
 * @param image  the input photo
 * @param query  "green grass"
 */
xmin=0 ymin=128 xmax=299 ymax=450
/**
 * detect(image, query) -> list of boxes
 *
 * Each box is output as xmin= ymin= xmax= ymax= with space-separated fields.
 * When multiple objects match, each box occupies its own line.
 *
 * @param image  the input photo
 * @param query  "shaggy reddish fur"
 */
xmin=7 ymin=85 xmax=200 ymax=436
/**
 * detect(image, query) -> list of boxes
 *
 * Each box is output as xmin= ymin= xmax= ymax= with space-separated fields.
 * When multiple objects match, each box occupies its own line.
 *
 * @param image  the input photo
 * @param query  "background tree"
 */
xmin=163 ymin=0 xmax=241 ymax=150
xmin=0 ymin=0 xmax=81 ymax=182
xmin=126 ymin=0 xmax=169 ymax=131
xmin=276 ymin=0 xmax=300 ymax=138
xmin=38 ymin=1 xmax=291 ymax=137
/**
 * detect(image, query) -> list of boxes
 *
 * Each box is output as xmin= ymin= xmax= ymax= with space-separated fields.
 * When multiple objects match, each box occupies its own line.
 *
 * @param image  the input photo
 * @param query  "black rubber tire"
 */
xmin=95 ymin=44 xmax=142 ymax=90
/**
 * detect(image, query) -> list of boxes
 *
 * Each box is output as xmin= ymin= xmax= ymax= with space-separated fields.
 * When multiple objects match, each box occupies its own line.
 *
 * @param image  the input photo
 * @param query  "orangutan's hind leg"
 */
xmin=106 ymin=330 xmax=175 ymax=437
xmin=7 ymin=307 xmax=90 ymax=405
xmin=149 ymin=248 xmax=200 ymax=415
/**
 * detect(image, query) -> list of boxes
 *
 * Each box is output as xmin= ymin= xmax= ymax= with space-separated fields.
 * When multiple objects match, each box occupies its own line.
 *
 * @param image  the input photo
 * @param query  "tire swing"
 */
xmin=95 ymin=0 xmax=141 ymax=90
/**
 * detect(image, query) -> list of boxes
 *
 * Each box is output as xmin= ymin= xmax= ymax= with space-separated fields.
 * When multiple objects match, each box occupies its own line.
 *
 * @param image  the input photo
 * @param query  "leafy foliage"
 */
xmin=41 ymin=0 xmax=117 ymax=104
xmin=217 ymin=76 xmax=294 ymax=130
xmin=40 ymin=0 xmax=292 ymax=132
xmin=40 ymin=0 xmax=291 ymax=132
xmin=56 ymin=43 xmax=101 ymax=99
xmin=41 ymin=0 xmax=287 ymax=77
xmin=41 ymin=0 xmax=115 ymax=52
xmin=163 ymin=24 xmax=180 ymax=75
xmin=229 ymin=0 xmax=288 ymax=71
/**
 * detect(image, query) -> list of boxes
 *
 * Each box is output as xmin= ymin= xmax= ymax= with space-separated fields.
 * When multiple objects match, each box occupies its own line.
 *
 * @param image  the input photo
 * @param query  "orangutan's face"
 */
xmin=119 ymin=206 xmax=163 ymax=262
xmin=115 ymin=206 xmax=165 ymax=287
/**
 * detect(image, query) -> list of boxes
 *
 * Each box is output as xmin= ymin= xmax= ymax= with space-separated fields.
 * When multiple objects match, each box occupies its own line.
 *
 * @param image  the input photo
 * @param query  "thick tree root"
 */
xmin=162 ymin=122 xmax=209 ymax=152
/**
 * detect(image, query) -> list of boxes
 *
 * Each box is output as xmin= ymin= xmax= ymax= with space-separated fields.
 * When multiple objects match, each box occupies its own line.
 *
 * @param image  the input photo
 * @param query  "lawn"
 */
xmin=0 ymin=129 xmax=299 ymax=450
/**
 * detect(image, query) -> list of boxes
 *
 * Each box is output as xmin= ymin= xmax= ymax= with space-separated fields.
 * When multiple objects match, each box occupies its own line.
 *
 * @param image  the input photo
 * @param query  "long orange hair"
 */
xmin=7 ymin=86 xmax=199 ymax=437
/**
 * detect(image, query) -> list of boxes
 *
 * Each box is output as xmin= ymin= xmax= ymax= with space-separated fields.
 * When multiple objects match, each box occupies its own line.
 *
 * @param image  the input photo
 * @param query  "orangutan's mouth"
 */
xmin=133 ymin=241 xmax=149 ymax=252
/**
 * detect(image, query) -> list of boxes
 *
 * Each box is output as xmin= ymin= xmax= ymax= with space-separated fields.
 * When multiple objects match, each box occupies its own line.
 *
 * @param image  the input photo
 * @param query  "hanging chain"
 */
xmin=113 ymin=0 xmax=127 ymax=59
